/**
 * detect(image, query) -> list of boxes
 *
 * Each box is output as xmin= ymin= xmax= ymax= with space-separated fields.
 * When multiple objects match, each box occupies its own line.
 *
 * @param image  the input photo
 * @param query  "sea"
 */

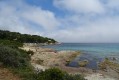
xmin=42 ymin=43 xmax=119 ymax=69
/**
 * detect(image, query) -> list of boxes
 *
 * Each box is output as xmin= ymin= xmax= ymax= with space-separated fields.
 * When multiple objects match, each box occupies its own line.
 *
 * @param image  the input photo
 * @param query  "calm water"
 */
xmin=42 ymin=43 xmax=119 ymax=69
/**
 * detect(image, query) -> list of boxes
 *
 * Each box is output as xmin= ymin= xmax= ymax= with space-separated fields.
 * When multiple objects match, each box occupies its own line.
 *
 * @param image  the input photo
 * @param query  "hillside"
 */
xmin=0 ymin=30 xmax=56 ymax=44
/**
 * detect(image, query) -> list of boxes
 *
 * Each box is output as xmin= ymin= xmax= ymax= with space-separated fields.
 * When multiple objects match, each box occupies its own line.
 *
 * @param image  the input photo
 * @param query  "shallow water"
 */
xmin=42 ymin=43 xmax=119 ymax=69
xmin=69 ymin=52 xmax=103 ymax=69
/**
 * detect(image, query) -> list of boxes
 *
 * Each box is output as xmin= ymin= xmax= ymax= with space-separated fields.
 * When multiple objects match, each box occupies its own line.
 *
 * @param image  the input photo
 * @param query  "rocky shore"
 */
xmin=20 ymin=43 xmax=119 ymax=80
xmin=20 ymin=44 xmax=80 ymax=71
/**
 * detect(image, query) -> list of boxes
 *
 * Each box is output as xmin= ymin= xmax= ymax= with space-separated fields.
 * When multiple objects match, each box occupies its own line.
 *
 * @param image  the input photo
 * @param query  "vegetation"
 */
xmin=29 ymin=68 xmax=85 ymax=80
xmin=0 ymin=30 xmax=57 ymax=43
xmin=0 ymin=30 xmax=85 ymax=80
xmin=0 ymin=39 xmax=23 ymax=47
xmin=63 ymin=74 xmax=85 ymax=80
xmin=0 ymin=45 xmax=34 ymax=79
xmin=34 ymin=68 xmax=65 ymax=80
xmin=0 ymin=45 xmax=30 ymax=68
xmin=0 ymin=46 xmax=85 ymax=80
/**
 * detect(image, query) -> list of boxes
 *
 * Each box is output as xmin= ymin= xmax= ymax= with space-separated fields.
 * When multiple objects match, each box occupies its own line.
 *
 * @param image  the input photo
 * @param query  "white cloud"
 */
xmin=46 ymin=15 xmax=119 ymax=43
xmin=22 ymin=7 xmax=60 ymax=31
xmin=0 ymin=0 xmax=60 ymax=35
xmin=0 ymin=1 xmax=31 ymax=34
xmin=0 ymin=0 xmax=119 ymax=43
xmin=54 ymin=0 xmax=105 ymax=14
xmin=106 ymin=0 xmax=119 ymax=8
xmin=49 ymin=0 xmax=119 ymax=42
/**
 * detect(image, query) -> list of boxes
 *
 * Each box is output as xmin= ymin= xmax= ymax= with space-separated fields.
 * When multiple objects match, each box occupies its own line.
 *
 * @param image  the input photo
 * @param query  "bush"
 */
xmin=0 ymin=46 xmax=30 ymax=68
xmin=0 ymin=44 xmax=85 ymax=80
xmin=0 ymin=46 xmax=85 ymax=80
xmin=63 ymin=74 xmax=85 ymax=80
xmin=30 ymin=68 xmax=85 ymax=80
xmin=0 ymin=39 xmax=23 ymax=47
xmin=35 ymin=68 xmax=66 ymax=80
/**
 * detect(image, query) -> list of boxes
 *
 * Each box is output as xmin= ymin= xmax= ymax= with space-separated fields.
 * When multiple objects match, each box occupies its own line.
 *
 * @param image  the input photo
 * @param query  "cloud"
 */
xmin=106 ymin=0 xmax=119 ymax=8
xmin=0 ymin=0 xmax=119 ymax=43
xmin=54 ymin=0 xmax=105 ymax=14
xmin=46 ymin=0 xmax=119 ymax=43
xmin=22 ymin=7 xmax=60 ymax=31
xmin=47 ymin=16 xmax=119 ymax=43
xmin=0 ymin=1 xmax=31 ymax=34
xmin=0 ymin=0 xmax=60 ymax=34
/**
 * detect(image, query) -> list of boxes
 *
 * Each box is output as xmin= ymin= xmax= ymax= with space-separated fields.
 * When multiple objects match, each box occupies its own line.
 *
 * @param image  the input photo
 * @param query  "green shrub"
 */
xmin=63 ymin=74 xmax=85 ymax=80
xmin=0 ymin=45 xmax=85 ymax=80
xmin=0 ymin=39 xmax=23 ymax=47
xmin=35 ymin=68 xmax=66 ymax=80
xmin=0 ymin=46 xmax=30 ymax=68
xmin=30 ymin=68 xmax=85 ymax=80
xmin=12 ymin=66 xmax=34 ymax=80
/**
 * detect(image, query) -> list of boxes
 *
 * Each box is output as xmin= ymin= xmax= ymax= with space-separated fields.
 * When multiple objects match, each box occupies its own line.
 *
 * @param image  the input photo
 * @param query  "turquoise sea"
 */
xmin=42 ymin=43 xmax=119 ymax=69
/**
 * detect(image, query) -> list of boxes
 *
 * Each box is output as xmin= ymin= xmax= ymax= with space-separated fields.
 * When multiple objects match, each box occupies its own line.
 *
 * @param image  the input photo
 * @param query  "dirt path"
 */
xmin=0 ymin=67 xmax=21 ymax=80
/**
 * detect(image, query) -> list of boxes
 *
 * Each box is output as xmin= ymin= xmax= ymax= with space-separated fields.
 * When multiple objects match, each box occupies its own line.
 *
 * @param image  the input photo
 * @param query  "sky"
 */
xmin=0 ymin=0 xmax=119 ymax=43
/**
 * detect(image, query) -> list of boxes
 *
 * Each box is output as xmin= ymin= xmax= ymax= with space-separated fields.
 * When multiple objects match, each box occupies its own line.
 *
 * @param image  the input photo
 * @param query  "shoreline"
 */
xmin=20 ymin=44 xmax=81 ymax=70
xmin=20 ymin=43 xmax=119 ymax=80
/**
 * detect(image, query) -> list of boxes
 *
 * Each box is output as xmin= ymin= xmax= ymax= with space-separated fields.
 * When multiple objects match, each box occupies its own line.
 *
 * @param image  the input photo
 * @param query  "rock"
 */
xmin=65 ymin=60 xmax=71 ymax=66
xmin=85 ymin=73 xmax=116 ymax=80
xmin=31 ymin=63 xmax=46 ymax=72
xmin=112 ymin=57 xmax=116 ymax=61
xmin=78 ymin=60 xmax=89 ymax=67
